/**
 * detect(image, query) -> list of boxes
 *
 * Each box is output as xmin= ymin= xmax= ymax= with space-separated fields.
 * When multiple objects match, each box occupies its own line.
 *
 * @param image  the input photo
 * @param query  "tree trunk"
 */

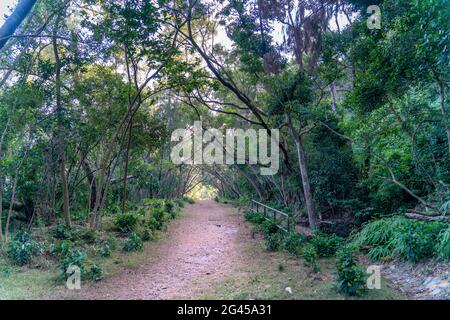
xmin=0 ymin=0 xmax=38 ymax=50
xmin=286 ymin=114 xmax=319 ymax=230
xmin=121 ymin=118 xmax=133 ymax=213
xmin=81 ymin=153 xmax=96 ymax=211
xmin=329 ymin=82 xmax=337 ymax=113
xmin=437 ymin=81 xmax=450 ymax=155
xmin=59 ymin=152 xmax=71 ymax=227
xmin=53 ymin=18 xmax=71 ymax=228
xmin=5 ymin=151 xmax=27 ymax=242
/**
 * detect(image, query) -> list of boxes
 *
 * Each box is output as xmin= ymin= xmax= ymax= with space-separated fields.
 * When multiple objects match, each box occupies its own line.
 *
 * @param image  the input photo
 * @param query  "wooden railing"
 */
xmin=250 ymin=200 xmax=293 ymax=233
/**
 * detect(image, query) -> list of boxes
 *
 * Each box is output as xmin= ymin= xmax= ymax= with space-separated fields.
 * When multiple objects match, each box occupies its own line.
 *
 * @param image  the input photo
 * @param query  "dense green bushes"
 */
xmin=265 ymin=233 xmax=284 ymax=252
xmin=123 ymin=232 xmax=143 ymax=252
xmin=56 ymin=248 xmax=103 ymax=282
xmin=57 ymin=249 xmax=87 ymax=280
xmin=7 ymin=232 xmax=42 ymax=266
xmin=310 ymin=233 xmax=344 ymax=258
xmin=244 ymin=211 xmax=265 ymax=224
xmin=243 ymin=209 xmax=389 ymax=296
xmin=283 ymin=232 xmax=307 ymax=256
xmin=2 ymin=197 xmax=186 ymax=285
xmin=335 ymin=246 xmax=366 ymax=296
xmin=302 ymin=244 xmax=320 ymax=273
xmin=352 ymin=216 xmax=449 ymax=262
xmin=243 ymin=210 xmax=343 ymax=274
xmin=114 ymin=212 xmax=139 ymax=233
xmin=437 ymin=225 xmax=450 ymax=260
xmin=50 ymin=240 xmax=73 ymax=256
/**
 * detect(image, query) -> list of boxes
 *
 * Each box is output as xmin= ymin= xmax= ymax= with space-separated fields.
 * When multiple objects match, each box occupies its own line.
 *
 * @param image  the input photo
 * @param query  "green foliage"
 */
xmin=50 ymin=240 xmax=74 ymax=257
xmin=259 ymin=220 xmax=279 ymax=237
xmin=143 ymin=199 xmax=164 ymax=209
xmin=140 ymin=228 xmax=155 ymax=242
xmin=106 ymin=236 xmax=117 ymax=250
xmin=7 ymin=232 xmax=42 ymax=266
xmin=98 ymin=243 xmax=113 ymax=258
xmin=311 ymin=232 xmax=344 ymax=258
xmin=114 ymin=212 xmax=139 ymax=233
xmin=175 ymin=198 xmax=185 ymax=208
xmin=84 ymin=263 xmax=104 ymax=282
xmin=264 ymin=233 xmax=284 ymax=252
xmin=352 ymin=216 xmax=409 ymax=260
xmin=392 ymin=220 xmax=447 ymax=262
xmin=164 ymin=200 xmax=175 ymax=216
xmin=148 ymin=208 xmax=170 ymax=231
xmin=336 ymin=246 xmax=366 ymax=296
xmin=57 ymin=249 xmax=87 ymax=280
xmin=183 ymin=196 xmax=195 ymax=204
xmin=244 ymin=211 xmax=265 ymax=224
xmin=302 ymin=244 xmax=320 ymax=273
xmin=437 ymin=225 xmax=450 ymax=260
xmin=283 ymin=232 xmax=306 ymax=256
xmin=80 ymin=228 xmax=97 ymax=244
xmin=123 ymin=232 xmax=143 ymax=252
xmin=352 ymin=216 xmax=447 ymax=262
xmin=53 ymin=224 xmax=73 ymax=240
xmin=98 ymin=236 xmax=118 ymax=258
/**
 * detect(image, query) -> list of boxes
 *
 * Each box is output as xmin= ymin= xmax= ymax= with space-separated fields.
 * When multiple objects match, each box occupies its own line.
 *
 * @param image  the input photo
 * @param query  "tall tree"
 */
xmin=0 ymin=0 xmax=38 ymax=50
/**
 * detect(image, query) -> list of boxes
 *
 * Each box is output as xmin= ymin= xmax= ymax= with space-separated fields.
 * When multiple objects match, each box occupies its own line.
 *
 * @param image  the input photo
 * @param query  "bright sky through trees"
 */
xmin=0 ymin=0 xmax=17 ymax=23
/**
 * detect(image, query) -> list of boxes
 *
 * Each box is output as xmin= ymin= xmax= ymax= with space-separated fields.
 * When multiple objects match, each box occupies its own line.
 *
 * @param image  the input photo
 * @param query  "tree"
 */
xmin=0 ymin=0 xmax=38 ymax=50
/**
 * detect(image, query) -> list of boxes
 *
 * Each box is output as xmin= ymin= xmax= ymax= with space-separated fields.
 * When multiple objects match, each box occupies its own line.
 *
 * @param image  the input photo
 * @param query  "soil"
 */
xmin=53 ymin=200 xmax=246 ymax=299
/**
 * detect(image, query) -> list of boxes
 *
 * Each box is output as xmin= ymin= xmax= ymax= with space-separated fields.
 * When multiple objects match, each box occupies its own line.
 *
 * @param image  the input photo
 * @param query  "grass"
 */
xmin=0 ymin=263 xmax=59 ymax=300
xmin=0 ymin=210 xmax=184 ymax=300
xmin=0 ymin=202 xmax=405 ymax=300
xmin=193 ymin=224 xmax=404 ymax=300
xmin=197 ymin=243 xmax=403 ymax=300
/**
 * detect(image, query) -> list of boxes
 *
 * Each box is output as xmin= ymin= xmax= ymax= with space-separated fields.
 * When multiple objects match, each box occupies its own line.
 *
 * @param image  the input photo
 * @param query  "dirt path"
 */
xmin=59 ymin=200 xmax=245 ymax=299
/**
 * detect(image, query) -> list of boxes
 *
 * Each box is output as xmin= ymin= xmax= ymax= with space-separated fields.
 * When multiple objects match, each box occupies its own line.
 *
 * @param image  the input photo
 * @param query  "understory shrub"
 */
xmin=164 ymin=200 xmax=175 ymax=215
xmin=148 ymin=208 xmax=170 ymax=231
xmin=53 ymin=224 xmax=73 ymax=240
xmin=183 ymin=196 xmax=195 ymax=204
xmin=283 ymin=232 xmax=306 ymax=256
xmin=80 ymin=228 xmax=97 ymax=244
xmin=336 ymin=246 xmax=366 ymax=296
xmin=98 ymin=236 xmax=117 ymax=257
xmin=244 ymin=211 xmax=265 ymax=224
xmin=437 ymin=225 xmax=450 ymax=260
xmin=84 ymin=263 xmax=104 ymax=281
xmin=98 ymin=243 xmax=112 ymax=257
xmin=50 ymin=240 xmax=73 ymax=256
xmin=175 ymin=198 xmax=185 ymax=208
xmin=311 ymin=232 xmax=344 ymax=257
xmin=123 ymin=232 xmax=143 ymax=252
xmin=114 ymin=212 xmax=139 ymax=233
xmin=143 ymin=199 xmax=164 ymax=208
xmin=7 ymin=232 xmax=42 ymax=266
xmin=352 ymin=216 xmax=448 ymax=262
xmin=140 ymin=228 xmax=155 ymax=242
xmin=265 ymin=233 xmax=284 ymax=252
xmin=259 ymin=220 xmax=279 ymax=237
xmin=392 ymin=220 xmax=447 ymax=262
xmin=302 ymin=244 xmax=320 ymax=273
xmin=57 ymin=249 xmax=87 ymax=280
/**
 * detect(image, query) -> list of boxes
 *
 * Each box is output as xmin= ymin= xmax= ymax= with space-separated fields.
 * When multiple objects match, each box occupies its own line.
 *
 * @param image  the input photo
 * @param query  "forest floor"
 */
xmin=40 ymin=200 xmax=402 ymax=300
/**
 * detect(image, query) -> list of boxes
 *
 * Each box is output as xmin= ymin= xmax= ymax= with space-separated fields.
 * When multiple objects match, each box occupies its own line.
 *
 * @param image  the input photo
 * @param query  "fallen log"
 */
xmin=408 ymin=209 xmax=441 ymax=217
xmin=405 ymin=212 xmax=450 ymax=222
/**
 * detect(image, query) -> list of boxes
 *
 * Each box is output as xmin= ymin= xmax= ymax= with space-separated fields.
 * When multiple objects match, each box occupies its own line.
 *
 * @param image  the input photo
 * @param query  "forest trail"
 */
xmin=55 ymin=200 xmax=246 ymax=299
